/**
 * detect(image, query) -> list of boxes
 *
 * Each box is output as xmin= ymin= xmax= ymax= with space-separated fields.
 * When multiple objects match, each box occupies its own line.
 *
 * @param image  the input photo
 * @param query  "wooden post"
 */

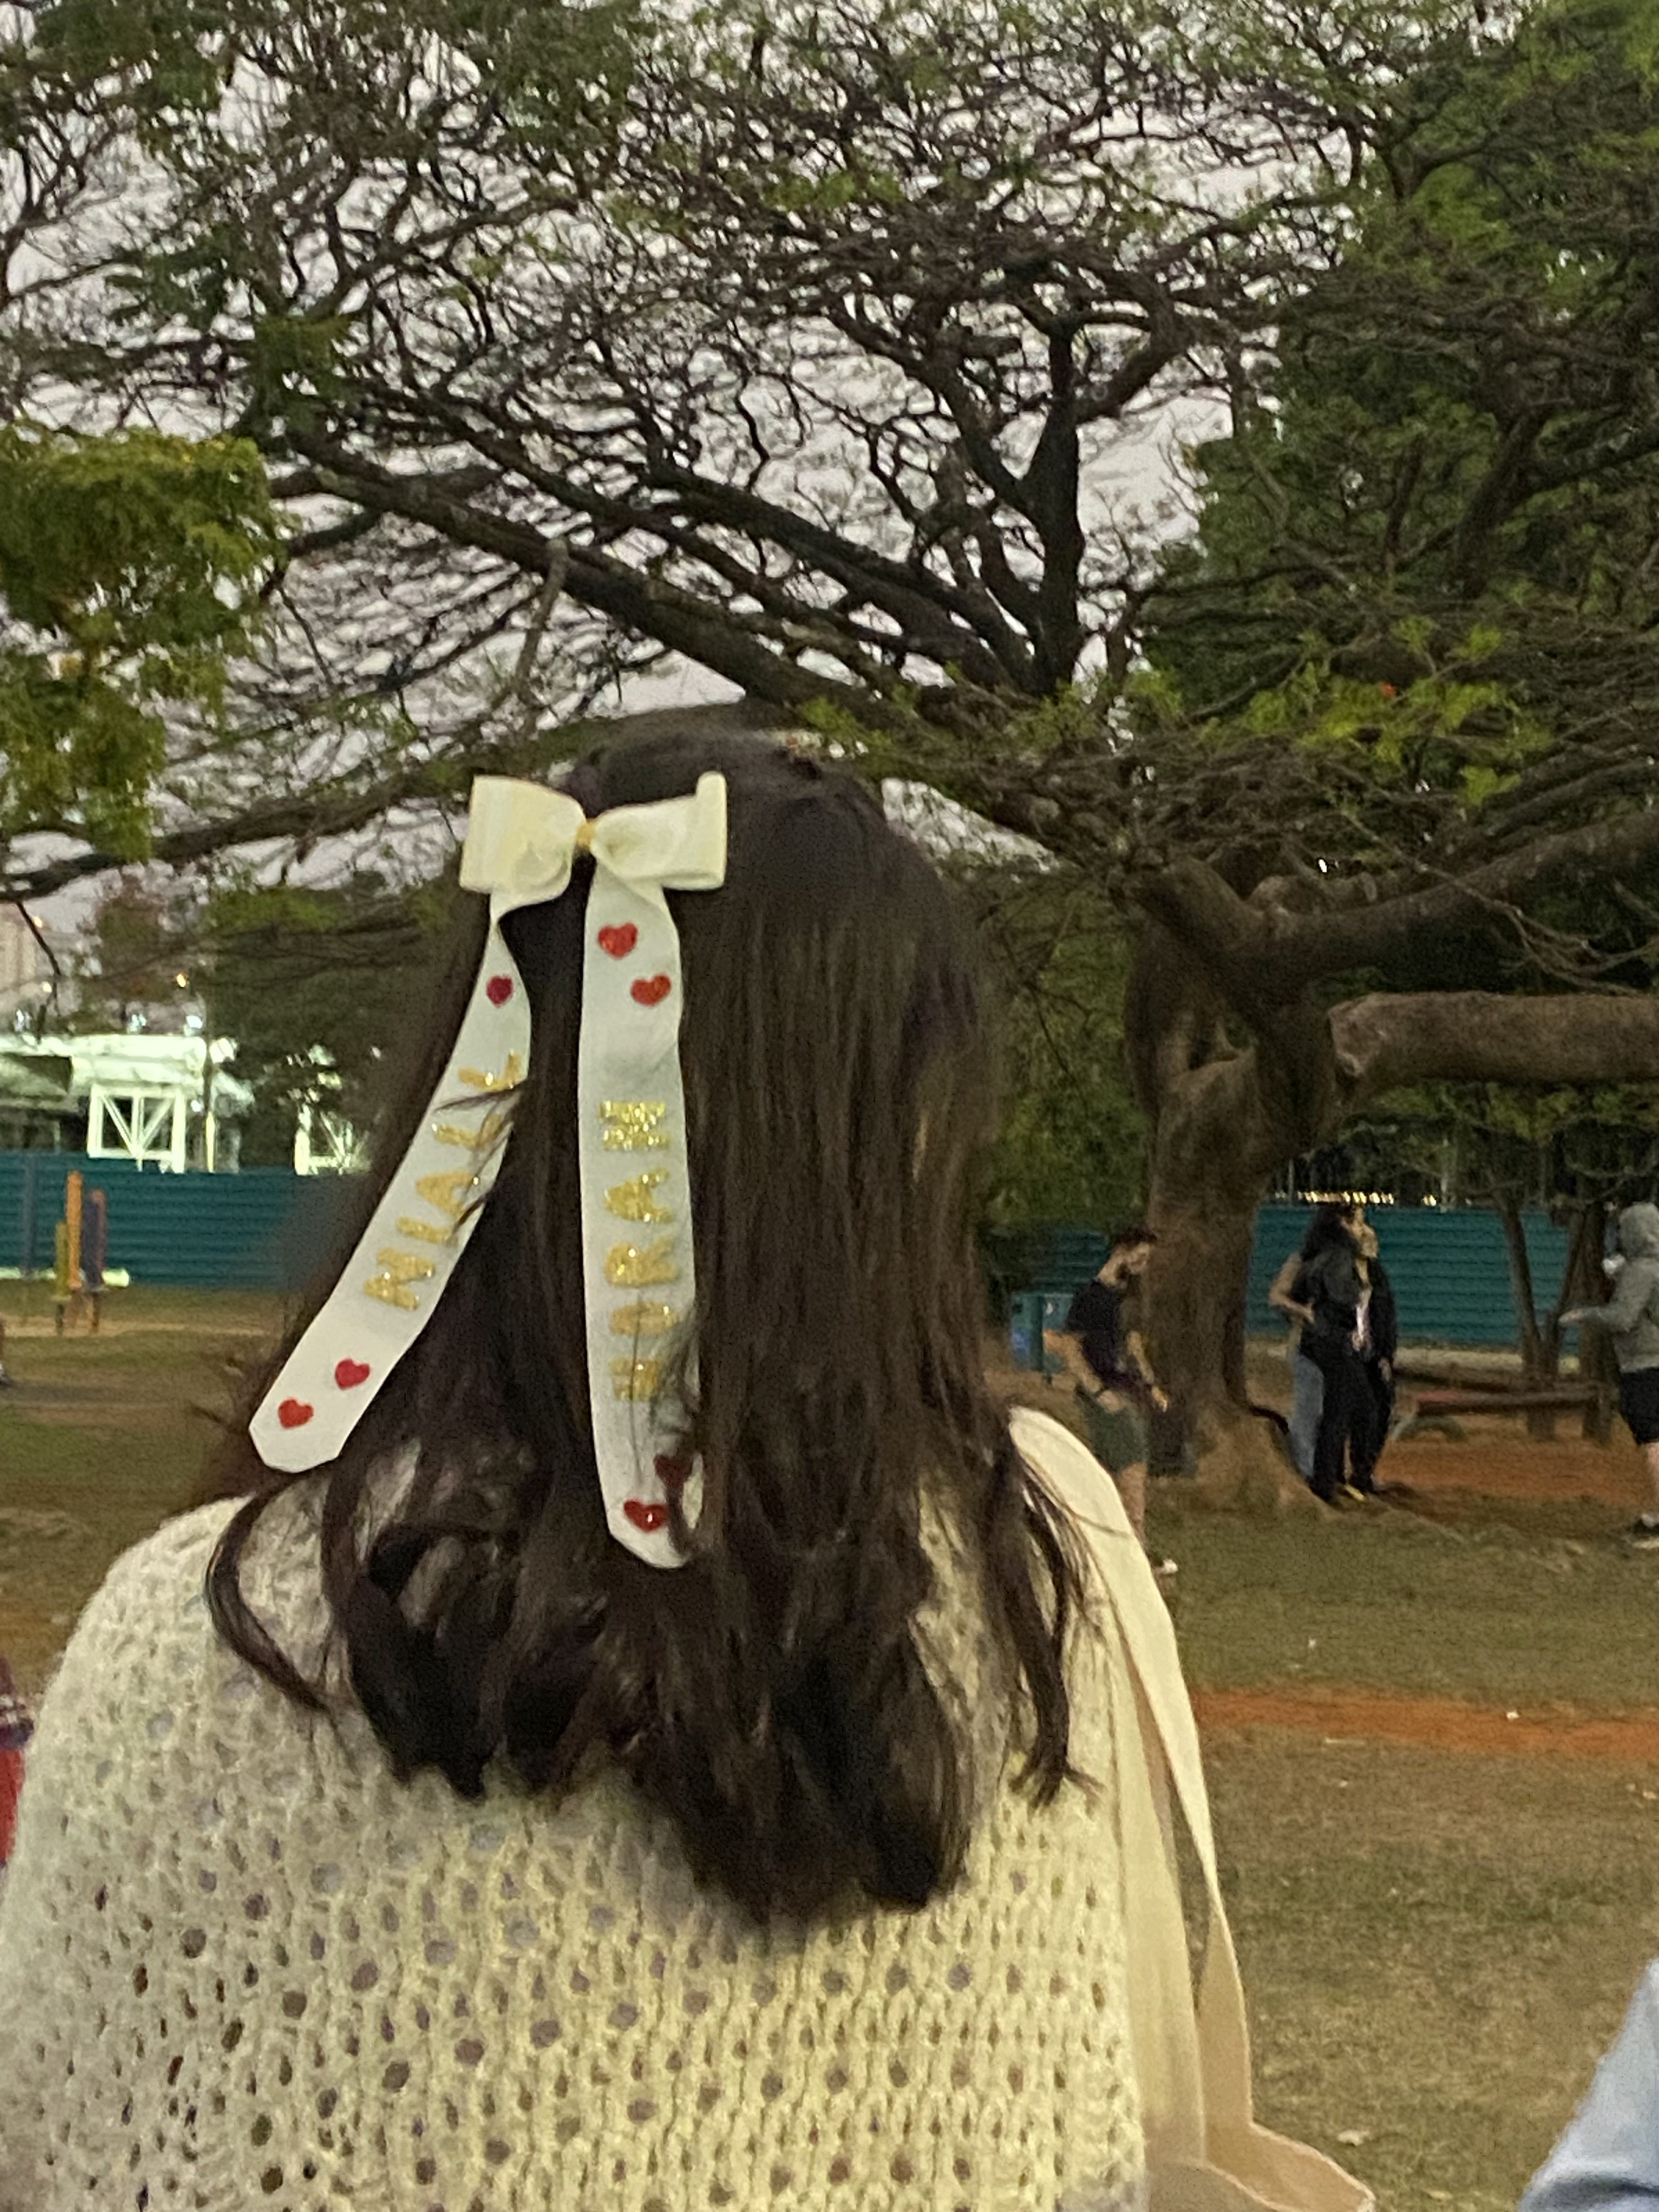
xmin=64 ymin=1170 xmax=82 ymax=1295
xmin=84 ymin=1187 xmax=106 ymax=1334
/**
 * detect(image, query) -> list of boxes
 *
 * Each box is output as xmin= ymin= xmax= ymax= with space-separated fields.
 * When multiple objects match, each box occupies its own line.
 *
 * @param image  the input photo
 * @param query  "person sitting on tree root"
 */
xmin=1046 ymin=1224 xmax=1169 ymax=1550
xmin=1563 ymin=1201 xmax=1659 ymax=1549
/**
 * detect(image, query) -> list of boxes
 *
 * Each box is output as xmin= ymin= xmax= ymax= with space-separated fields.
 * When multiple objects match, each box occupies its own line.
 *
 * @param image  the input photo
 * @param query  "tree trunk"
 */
xmin=1126 ymin=927 xmax=1321 ymax=1512
xmin=1120 ymin=858 xmax=1659 ymax=1511
xmin=1492 ymin=1188 xmax=1556 ymax=1438
xmin=1142 ymin=1176 xmax=1308 ymax=1510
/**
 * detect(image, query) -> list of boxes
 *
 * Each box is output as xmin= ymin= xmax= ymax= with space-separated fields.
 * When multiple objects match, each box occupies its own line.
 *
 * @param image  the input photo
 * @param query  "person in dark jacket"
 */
xmin=1291 ymin=1200 xmax=1368 ymax=1505
xmin=1350 ymin=1221 xmax=1398 ymax=1493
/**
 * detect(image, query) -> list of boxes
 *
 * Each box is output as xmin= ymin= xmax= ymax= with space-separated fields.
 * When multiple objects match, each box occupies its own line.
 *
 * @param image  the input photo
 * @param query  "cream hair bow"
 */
xmin=250 ymin=772 xmax=727 ymax=1567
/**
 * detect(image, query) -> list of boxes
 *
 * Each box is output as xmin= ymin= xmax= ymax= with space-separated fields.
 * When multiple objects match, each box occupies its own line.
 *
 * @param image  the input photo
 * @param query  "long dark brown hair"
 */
xmin=206 ymin=732 xmax=1085 ymax=1922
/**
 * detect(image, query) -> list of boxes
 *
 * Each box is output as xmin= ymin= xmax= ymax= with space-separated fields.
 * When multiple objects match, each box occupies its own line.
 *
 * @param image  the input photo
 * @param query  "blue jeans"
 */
xmin=1289 ymin=1350 xmax=1323 ymax=1482
xmin=1520 ymin=1960 xmax=1659 ymax=2209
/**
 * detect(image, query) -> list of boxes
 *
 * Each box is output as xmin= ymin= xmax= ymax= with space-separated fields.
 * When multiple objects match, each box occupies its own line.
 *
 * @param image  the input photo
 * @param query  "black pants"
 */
xmin=1302 ymin=1336 xmax=1367 ymax=1501
xmin=1351 ymin=1362 xmax=1395 ymax=1489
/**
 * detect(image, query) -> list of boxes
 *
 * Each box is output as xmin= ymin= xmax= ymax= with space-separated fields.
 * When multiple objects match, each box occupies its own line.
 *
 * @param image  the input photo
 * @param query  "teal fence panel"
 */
xmin=1246 ymin=1203 xmax=1570 ymax=1348
xmin=1001 ymin=1203 xmax=1577 ymax=1365
xmin=0 ymin=1159 xmax=1590 ymax=1329
xmin=0 ymin=1154 xmax=355 ymax=1291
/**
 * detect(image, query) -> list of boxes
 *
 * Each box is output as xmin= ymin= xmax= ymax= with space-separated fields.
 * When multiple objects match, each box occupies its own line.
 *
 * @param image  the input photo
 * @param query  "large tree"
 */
xmin=0 ymin=0 xmax=1339 ymax=911
xmin=9 ymin=0 xmax=1659 ymax=1494
xmin=1086 ymin=0 xmax=1659 ymax=1491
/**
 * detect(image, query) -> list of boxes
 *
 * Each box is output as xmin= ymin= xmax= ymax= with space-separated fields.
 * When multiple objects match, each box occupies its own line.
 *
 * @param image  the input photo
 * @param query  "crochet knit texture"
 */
xmin=0 ymin=1410 xmax=1146 ymax=2210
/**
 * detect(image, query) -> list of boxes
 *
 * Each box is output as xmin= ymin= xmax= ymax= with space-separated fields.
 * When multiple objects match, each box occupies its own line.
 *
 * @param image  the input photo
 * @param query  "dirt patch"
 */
xmin=998 ymin=1347 xmax=1651 ymax=1511
xmin=1196 ymin=1684 xmax=1659 ymax=1764
xmin=1386 ymin=1424 xmax=1644 ymax=1508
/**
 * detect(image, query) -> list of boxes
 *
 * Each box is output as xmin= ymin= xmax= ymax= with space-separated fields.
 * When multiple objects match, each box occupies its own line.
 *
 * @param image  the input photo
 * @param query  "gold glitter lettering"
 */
xmin=599 ymin=1099 xmax=668 ymax=1152
xmin=611 ymin=1355 xmax=664 ymax=1401
xmin=396 ymin=1215 xmax=453 ymax=1246
xmin=363 ymin=1247 xmax=437 ymax=1311
xmin=604 ymin=1170 xmax=673 ymax=1223
xmin=604 ymin=1239 xmax=679 ymax=1288
xmin=609 ymin=1301 xmax=680 ymax=1338
xmin=415 ymin=1169 xmax=476 ymax=1221
xmin=433 ymin=1104 xmax=509 ymax=1152
xmin=458 ymin=1052 xmax=524 ymax=1093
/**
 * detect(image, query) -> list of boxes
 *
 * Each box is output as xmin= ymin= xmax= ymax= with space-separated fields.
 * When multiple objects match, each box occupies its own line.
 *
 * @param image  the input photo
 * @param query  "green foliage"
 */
xmin=964 ymin=868 xmax=1146 ymax=1228
xmin=0 ymin=425 xmax=276 ymax=857
xmin=1347 ymin=1079 xmax=1659 ymax=1207
xmin=1141 ymin=0 xmax=1659 ymax=878
xmin=74 ymin=874 xmax=201 ymax=1028
xmin=201 ymin=876 xmax=450 ymax=1163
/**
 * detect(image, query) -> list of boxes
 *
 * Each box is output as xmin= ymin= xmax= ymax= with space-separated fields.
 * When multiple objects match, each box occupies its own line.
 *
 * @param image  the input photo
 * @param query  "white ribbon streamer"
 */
xmin=250 ymin=772 xmax=727 ymax=1568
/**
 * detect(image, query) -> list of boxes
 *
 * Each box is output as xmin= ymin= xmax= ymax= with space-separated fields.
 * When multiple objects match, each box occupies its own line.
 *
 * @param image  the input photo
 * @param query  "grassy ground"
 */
xmin=5 ymin=1289 xmax=1659 ymax=2208
xmin=1209 ymin=1736 xmax=1657 ymax=2210
xmin=1165 ymin=1507 xmax=1659 ymax=1712
xmin=0 ymin=1282 xmax=269 ymax=1692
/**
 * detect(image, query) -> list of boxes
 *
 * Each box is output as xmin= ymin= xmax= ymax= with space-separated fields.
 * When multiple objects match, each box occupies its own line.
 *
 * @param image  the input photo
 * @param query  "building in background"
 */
xmin=0 ymin=905 xmax=72 ymax=1030
xmin=0 ymin=1032 xmax=251 ymax=1170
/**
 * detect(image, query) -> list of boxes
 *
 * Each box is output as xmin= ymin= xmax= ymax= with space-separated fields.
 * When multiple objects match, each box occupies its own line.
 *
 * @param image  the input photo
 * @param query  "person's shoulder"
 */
xmin=20 ymin=1501 xmax=240 ymax=1785
xmin=40 ymin=1488 xmax=324 ymax=1722
xmin=66 ymin=1499 xmax=240 ymax=1661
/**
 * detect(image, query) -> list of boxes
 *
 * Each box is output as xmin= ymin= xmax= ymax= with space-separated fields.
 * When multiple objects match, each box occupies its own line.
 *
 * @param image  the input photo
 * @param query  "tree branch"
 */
xmin=1136 ymin=807 xmax=1659 ymax=1011
xmin=1331 ymin=991 xmax=1659 ymax=1102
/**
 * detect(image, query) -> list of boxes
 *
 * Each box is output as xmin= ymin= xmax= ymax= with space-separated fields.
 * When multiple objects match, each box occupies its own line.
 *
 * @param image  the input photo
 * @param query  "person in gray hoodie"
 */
xmin=1564 ymin=1201 xmax=1659 ymax=1547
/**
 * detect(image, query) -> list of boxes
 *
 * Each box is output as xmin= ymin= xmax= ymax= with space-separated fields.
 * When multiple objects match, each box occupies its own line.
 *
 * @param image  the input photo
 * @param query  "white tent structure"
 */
xmin=0 ymin=1032 xmax=252 ymax=1170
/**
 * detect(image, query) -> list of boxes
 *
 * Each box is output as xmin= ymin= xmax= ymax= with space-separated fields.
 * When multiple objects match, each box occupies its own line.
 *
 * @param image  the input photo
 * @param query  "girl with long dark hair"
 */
xmin=1291 ymin=1201 xmax=1368 ymax=1503
xmin=0 ymin=736 xmax=1369 ymax=2212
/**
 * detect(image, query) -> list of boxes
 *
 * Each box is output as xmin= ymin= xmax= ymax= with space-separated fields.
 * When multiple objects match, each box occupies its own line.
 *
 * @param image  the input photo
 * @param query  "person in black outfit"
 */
xmin=1291 ymin=1201 xmax=1368 ymax=1504
xmin=1043 ymin=1224 xmax=1167 ymax=1546
xmin=1350 ymin=1221 xmax=1398 ymax=1492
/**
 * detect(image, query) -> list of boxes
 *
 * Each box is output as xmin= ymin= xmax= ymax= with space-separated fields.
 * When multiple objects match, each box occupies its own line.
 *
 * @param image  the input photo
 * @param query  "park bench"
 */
xmin=1392 ymin=1378 xmax=1615 ymax=1442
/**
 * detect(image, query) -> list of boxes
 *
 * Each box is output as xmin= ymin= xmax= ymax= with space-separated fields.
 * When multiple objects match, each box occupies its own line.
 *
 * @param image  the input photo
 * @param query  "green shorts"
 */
xmin=1079 ymin=1388 xmax=1149 ymax=1475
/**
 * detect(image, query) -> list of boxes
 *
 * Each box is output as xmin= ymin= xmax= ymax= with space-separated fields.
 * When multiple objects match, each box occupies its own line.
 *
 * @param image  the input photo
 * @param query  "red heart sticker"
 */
xmin=277 ymin=1398 xmax=314 ymax=1429
xmin=653 ymin=1454 xmax=691 ymax=1492
xmin=623 ymin=1499 xmax=669 ymax=1533
xmin=631 ymin=974 xmax=672 ymax=1007
xmin=486 ymin=974 xmax=514 ymax=1006
xmin=335 ymin=1358 xmax=371 ymax=1390
xmin=597 ymin=924 xmax=638 ymax=960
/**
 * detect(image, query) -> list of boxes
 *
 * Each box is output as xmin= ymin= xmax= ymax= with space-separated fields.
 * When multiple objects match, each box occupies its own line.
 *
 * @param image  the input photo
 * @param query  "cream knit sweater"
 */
xmin=0 ymin=1410 xmax=1146 ymax=2210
